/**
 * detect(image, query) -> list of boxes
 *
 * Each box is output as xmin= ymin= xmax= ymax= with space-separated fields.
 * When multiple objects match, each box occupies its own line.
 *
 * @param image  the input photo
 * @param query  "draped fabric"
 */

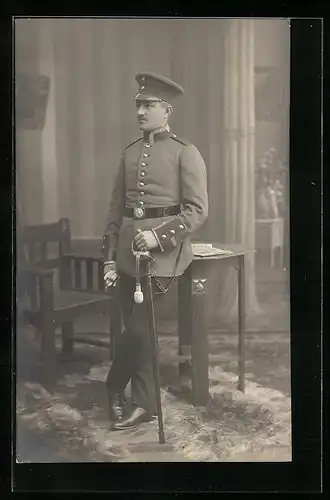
xmin=15 ymin=19 xmax=226 ymax=240
xmin=216 ymin=19 xmax=260 ymax=319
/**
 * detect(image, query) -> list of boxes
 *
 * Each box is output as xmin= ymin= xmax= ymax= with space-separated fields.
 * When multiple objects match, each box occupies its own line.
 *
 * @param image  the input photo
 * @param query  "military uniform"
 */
xmin=104 ymin=128 xmax=208 ymax=277
xmin=102 ymin=73 xmax=209 ymax=424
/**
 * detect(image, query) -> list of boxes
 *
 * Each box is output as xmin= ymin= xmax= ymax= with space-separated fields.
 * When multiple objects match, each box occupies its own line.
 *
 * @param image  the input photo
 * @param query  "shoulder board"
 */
xmin=170 ymin=134 xmax=190 ymax=146
xmin=125 ymin=137 xmax=142 ymax=149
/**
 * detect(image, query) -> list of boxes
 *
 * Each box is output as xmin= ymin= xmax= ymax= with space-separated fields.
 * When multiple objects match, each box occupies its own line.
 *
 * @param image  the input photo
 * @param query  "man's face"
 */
xmin=136 ymin=100 xmax=168 ymax=132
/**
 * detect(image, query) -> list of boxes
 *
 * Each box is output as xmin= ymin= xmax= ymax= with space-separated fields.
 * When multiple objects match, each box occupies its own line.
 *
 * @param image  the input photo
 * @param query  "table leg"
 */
xmin=271 ymin=247 xmax=274 ymax=268
xmin=238 ymin=254 xmax=246 ymax=392
xmin=191 ymin=278 xmax=209 ymax=406
xmin=280 ymin=244 xmax=284 ymax=268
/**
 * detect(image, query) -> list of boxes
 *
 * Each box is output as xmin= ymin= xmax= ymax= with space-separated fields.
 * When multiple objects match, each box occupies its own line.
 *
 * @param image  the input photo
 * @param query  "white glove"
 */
xmin=104 ymin=261 xmax=118 ymax=289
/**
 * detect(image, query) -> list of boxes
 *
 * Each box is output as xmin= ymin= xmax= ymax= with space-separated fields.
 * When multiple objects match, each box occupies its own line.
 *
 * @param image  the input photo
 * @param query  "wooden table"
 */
xmin=176 ymin=244 xmax=249 ymax=406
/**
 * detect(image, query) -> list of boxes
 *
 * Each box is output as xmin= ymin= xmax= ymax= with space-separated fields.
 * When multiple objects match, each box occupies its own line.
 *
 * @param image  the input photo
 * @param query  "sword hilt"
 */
xmin=132 ymin=245 xmax=152 ymax=303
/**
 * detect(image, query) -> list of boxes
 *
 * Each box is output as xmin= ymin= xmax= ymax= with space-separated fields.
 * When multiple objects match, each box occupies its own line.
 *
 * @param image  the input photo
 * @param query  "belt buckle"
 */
xmin=134 ymin=206 xmax=145 ymax=219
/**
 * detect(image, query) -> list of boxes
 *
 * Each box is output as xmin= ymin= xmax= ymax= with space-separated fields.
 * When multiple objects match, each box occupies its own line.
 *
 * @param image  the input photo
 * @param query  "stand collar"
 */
xmin=143 ymin=124 xmax=171 ymax=144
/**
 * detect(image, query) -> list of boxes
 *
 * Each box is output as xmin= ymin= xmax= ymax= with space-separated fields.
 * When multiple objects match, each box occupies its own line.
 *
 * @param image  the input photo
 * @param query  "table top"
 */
xmin=70 ymin=239 xmax=253 ymax=261
xmin=192 ymin=242 xmax=253 ymax=261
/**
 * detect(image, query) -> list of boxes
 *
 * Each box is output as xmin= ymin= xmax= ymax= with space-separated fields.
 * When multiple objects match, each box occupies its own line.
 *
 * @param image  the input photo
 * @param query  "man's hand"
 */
xmin=134 ymin=229 xmax=159 ymax=251
xmin=104 ymin=261 xmax=118 ymax=289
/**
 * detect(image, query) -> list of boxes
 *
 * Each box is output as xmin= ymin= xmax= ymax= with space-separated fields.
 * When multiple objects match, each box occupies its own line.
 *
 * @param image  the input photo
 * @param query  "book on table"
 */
xmin=192 ymin=243 xmax=234 ymax=257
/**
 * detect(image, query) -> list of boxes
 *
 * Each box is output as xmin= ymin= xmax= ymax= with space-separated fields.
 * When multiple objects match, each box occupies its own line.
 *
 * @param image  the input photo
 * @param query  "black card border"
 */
xmin=1 ymin=10 xmax=324 ymax=495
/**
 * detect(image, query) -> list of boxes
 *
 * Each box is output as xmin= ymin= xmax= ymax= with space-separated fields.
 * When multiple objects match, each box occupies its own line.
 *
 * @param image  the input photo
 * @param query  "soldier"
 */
xmin=102 ymin=72 xmax=209 ymax=430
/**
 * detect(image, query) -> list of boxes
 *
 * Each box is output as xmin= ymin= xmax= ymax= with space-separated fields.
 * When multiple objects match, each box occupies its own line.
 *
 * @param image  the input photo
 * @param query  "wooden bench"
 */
xmin=17 ymin=218 xmax=121 ymax=386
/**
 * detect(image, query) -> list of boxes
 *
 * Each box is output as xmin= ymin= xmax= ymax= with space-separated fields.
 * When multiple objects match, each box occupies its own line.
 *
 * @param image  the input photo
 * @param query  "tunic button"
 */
xmin=140 ymin=171 xmax=146 ymax=176
xmin=141 ymin=162 xmax=147 ymax=167
xmin=161 ymin=234 xmax=167 ymax=240
xmin=170 ymin=229 xmax=175 ymax=235
xmin=143 ymin=153 xmax=149 ymax=158
xmin=139 ymin=181 xmax=145 ymax=187
xmin=179 ymin=224 xmax=184 ymax=230
xmin=145 ymin=143 xmax=151 ymax=148
xmin=140 ymin=192 xmax=145 ymax=196
xmin=139 ymin=200 xmax=144 ymax=205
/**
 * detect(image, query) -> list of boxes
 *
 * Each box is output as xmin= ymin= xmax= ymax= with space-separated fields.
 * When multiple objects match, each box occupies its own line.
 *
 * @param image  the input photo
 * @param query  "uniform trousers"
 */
xmin=106 ymin=271 xmax=171 ymax=415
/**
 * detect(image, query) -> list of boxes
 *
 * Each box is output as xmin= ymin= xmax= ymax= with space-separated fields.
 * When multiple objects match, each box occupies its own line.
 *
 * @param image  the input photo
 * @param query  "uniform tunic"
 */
xmin=102 ymin=128 xmax=209 ymax=277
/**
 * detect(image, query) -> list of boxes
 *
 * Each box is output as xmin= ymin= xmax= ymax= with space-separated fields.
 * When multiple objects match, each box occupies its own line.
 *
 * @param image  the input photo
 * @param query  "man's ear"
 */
xmin=167 ymin=105 xmax=173 ymax=116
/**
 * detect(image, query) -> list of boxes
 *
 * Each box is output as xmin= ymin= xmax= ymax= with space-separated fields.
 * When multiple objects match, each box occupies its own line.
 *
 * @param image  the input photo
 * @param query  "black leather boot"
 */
xmin=108 ymin=393 xmax=126 ymax=424
xmin=112 ymin=406 xmax=156 ymax=431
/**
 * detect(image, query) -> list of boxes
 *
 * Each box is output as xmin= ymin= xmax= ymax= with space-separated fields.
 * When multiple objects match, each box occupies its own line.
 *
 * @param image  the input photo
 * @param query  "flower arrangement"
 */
xmin=255 ymin=148 xmax=286 ymax=219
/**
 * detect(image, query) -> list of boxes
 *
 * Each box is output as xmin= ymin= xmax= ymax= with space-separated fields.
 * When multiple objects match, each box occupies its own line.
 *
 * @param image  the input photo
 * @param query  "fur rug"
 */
xmin=16 ymin=360 xmax=291 ymax=463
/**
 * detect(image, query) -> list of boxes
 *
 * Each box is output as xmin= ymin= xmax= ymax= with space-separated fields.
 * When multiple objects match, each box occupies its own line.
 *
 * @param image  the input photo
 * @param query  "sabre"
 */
xmin=146 ymin=260 xmax=166 ymax=444
xmin=131 ymin=237 xmax=165 ymax=444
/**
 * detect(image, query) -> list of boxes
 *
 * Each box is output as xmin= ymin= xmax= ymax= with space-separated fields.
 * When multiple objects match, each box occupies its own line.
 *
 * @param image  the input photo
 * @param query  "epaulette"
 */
xmin=170 ymin=133 xmax=190 ymax=146
xmin=125 ymin=137 xmax=142 ymax=149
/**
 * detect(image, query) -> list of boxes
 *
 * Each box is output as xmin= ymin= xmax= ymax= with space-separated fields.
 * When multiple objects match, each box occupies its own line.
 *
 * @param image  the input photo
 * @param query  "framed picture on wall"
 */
xmin=15 ymin=72 xmax=50 ymax=131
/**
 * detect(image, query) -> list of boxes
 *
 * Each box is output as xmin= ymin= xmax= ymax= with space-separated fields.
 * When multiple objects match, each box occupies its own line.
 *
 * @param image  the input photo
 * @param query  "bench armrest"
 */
xmin=18 ymin=263 xmax=55 ymax=277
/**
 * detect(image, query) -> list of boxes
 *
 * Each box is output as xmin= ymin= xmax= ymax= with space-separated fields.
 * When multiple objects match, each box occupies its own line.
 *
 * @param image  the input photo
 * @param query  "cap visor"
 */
xmin=134 ymin=93 xmax=162 ymax=102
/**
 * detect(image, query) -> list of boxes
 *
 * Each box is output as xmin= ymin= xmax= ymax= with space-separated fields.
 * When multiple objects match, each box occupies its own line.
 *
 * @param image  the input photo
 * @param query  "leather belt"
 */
xmin=124 ymin=205 xmax=181 ymax=220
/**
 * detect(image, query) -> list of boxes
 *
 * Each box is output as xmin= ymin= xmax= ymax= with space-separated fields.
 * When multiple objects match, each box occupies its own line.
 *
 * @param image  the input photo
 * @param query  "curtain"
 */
xmin=15 ymin=19 xmax=226 ymax=240
xmin=216 ymin=19 xmax=261 ymax=321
